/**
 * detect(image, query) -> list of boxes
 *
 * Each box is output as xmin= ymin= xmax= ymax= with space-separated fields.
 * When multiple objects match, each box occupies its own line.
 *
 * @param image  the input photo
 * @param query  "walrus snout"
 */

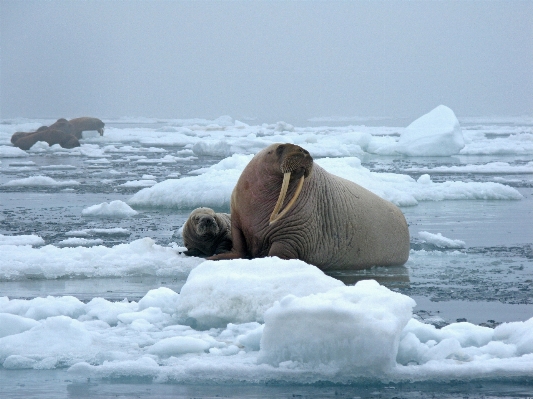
xmin=196 ymin=215 xmax=219 ymax=236
xmin=269 ymin=144 xmax=313 ymax=225
xmin=278 ymin=145 xmax=313 ymax=178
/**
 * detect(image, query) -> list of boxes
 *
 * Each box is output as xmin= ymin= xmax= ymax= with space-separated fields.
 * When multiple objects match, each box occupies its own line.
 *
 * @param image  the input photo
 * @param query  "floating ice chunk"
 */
xmin=493 ymin=317 xmax=533 ymax=356
xmin=175 ymin=258 xmax=344 ymax=329
xmin=65 ymin=228 xmax=131 ymax=237
xmin=0 ymin=237 xmax=201 ymax=280
xmin=147 ymin=336 xmax=212 ymax=357
xmin=396 ymin=105 xmax=465 ymax=156
xmin=3 ymin=175 xmax=80 ymax=187
xmin=0 ymin=145 xmax=29 ymax=158
xmin=0 ymin=234 xmax=44 ymax=246
xmin=117 ymin=307 xmax=172 ymax=326
xmin=397 ymin=318 xmax=499 ymax=366
xmin=0 ymin=314 xmax=39 ymax=338
xmin=57 ymin=238 xmax=104 ymax=247
xmin=461 ymin=133 xmax=533 ymax=155
xmin=119 ymin=179 xmax=157 ymax=188
xmin=3 ymin=355 xmax=37 ymax=369
xmin=138 ymin=287 xmax=179 ymax=315
xmin=0 ymin=295 xmax=85 ymax=320
xmin=82 ymin=200 xmax=138 ymax=218
xmin=40 ymin=164 xmax=77 ymax=170
xmin=192 ymin=140 xmax=232 ymax=157
xmin=0 ymin=316 xmax=93 ymax=368
xmin=406 ymin=161 xmax=533 ymax=174
xmin=85 ymin=158 xmax=111 ymax=165
xmin=259 ymin=280 xmax=416 ymax=373
xmin=135 ymin=155 xmax=178 ymax=164
xmin=418 ymin=231 xmax=466 ymax=248
xmin=82 ymin=298 xmax=138 ymax=326
xmin=128 ymin=154 xmax=253 ymax=209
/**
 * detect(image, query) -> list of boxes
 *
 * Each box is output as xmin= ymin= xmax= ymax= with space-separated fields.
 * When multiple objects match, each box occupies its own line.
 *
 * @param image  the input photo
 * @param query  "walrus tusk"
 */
xmin=269 ymin=174 xmax=305 ymax=225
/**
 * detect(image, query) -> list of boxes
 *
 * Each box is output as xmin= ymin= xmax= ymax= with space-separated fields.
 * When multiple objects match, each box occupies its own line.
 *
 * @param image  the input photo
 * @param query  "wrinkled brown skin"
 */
xmin=208 ymin=143 xmax=410 ymax=270
xmin=69 ymin=117 xmax=105 ymax=139
xmin=14 ymin=129 xmax=80 ymax=150
xmin=182 ymin=207 xmax=232 ymax=257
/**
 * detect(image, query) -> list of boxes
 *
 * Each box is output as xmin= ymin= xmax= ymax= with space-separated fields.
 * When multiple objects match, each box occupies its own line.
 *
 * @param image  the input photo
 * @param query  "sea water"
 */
xmin=0 ymin=110 xmax=532 ymax=398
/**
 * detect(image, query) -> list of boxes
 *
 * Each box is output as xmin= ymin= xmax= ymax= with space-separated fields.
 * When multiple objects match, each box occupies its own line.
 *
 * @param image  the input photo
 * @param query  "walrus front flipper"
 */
xmin=183 ymin=248 xmax=206 ymax=257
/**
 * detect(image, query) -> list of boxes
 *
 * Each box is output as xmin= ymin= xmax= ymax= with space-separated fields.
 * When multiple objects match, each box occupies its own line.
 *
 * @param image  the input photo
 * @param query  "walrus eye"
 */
xmin=276 ymin=145 xmax=285 ymax=157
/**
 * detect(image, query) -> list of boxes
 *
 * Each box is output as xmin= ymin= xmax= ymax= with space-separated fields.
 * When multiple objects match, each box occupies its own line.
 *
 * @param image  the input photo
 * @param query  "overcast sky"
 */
xmin=1 ymin=0 xmax=532 ymax=123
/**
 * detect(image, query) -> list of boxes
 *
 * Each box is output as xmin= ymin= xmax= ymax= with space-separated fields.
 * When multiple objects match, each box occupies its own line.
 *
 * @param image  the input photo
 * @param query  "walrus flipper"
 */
xmin=183 ymin=248 xmax=207 ymax=257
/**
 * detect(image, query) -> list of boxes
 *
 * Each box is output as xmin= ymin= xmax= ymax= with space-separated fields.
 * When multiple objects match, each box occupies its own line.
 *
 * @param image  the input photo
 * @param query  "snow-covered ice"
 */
xmin=81 ymin=200 xmax=138 ymax=218
xmin=0 ymin=259 xmax=531 ymax=383
xmin=418 ymin=231 xmax=466 ymax=249
xmin=395 ymin=105 xmax=465 ymax=156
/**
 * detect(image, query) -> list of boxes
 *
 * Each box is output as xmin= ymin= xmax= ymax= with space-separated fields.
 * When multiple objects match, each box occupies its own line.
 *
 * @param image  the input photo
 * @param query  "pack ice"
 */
xmin=0 ymin=257 xmax=532 ymax=384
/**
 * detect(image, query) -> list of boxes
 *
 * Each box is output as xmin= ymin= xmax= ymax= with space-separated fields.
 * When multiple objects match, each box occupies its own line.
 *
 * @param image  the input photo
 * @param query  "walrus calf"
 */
xmin=209 ymin=143 xmax=410 ymax=270
xmin=182 ymin=207 xmax=232 ymax=257
xmin=14 ymin=129 xmax=80 ymax=150
xmin=69 ymin=117 xmax=105 ymax=138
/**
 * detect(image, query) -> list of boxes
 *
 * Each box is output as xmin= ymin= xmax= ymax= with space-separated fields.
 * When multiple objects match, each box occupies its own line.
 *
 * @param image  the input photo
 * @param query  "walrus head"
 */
xmin=267 ymin=143 xmax=313 ymax=225
xmin=190 ymin=208 xmax=221 ymax=237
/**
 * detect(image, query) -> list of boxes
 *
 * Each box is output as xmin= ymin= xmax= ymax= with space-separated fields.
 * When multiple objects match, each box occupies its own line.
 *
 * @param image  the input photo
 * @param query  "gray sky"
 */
xmin=1 ymin=0 xmax=532 ymax=123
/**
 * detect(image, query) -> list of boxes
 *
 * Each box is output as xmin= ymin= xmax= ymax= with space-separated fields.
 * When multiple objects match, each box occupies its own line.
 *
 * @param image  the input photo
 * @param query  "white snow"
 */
xmin=57 ymin=238 xmax=104 ymax=247
xmin=82 ymin=200 xmax=138 ymax=217
xmin=175 ymin=258 xmax=344 ymax=329
xmin=0 ymin=258 xmax=530 ymax=383
xmin=395 ymin=105 xmax=465 ymax=156
xmin=0 ymin=238 xmax=202 ymax=280
xmin=259 ymin=280 xmax=415 ymax=373
xmin=119 ymin=179 xmax=157 ymax=188
xmin=418 ymin=231 xmax=466 ymax=248
xmin=129 ymin=154 xmax=522 ymax=209
xmin=405 ymin=161 xmax=533 ymax=174
xmin=0 ymin=145 xmax=29 ymax=158
xmin=0 ymin=234 xmax=45 ymax=247
xmin=65 ymin=228 xmax=131 ymax=237
xmin=129 ymin=154 xmax=253 ymax=209
xmin=3 ymin=176 xmax=80 ymax=187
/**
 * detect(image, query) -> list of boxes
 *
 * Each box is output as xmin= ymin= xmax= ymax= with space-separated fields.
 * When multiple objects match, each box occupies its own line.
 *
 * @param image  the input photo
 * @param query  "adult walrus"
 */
xmin=182 ymin=207 xmax=232 ymax=257
xmin=208 ymin=143 xmax=410 ymax=270
xmin=14 ymin=129 xmax=80 ymax=150
xmin=69 ymin=117 xmax=105 ymax=138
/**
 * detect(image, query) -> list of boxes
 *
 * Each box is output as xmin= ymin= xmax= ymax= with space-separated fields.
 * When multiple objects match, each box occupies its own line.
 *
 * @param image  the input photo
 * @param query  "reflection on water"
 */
xmin=1 ymin=369 xmax=532 ymax=399
xmin=326 ymin=265 xmax=410 ymax=288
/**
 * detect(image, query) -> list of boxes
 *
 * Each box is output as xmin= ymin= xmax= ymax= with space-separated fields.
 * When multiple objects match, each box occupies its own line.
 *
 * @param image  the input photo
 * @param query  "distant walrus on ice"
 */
xmin=68 ymin=117 xmax=105 ymax=139
xmin=182 ymin=207 xmax=232 ymax=257
xmin=13 ymin=129 xmax=81 ymax=150
xmin=208 ymin=143 xmax=410 ymax=270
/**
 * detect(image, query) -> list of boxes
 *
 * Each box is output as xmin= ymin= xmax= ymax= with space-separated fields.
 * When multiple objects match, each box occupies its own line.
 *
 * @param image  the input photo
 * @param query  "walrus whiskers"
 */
xmin=269 ymin=174 xmax=305 ymax=225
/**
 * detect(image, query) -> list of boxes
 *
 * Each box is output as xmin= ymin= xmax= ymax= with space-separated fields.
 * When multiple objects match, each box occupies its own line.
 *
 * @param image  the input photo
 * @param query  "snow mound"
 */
xmin=396 ymin=105 xmax=465 ymax=156
xmin=175 ymin=258 xmax=344 ymax=329
xmin=418 ymin=231 xmax=466 ymax=248
xmin=259 ymin=280 xmax=415 ymax=373
xmin=0 ymin=234 xmax=45 ymax=247
xmin=0 ymin=146 xmax=29 ymax=158
xmin=82 ymin=200 xmax=138 ymax=217
xmin=128 ymin=154 xmax=253 ymax=209
xmin=0 ymin=237 xmax=201 ymax=280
